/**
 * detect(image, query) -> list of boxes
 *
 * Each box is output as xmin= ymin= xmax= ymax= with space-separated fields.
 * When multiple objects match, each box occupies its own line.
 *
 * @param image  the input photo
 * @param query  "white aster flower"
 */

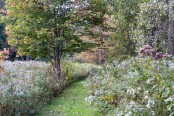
xmin=164 ymin=96 xmax=173 ymax=103
xmin=125 ymin=111 xmax=132 ymax=116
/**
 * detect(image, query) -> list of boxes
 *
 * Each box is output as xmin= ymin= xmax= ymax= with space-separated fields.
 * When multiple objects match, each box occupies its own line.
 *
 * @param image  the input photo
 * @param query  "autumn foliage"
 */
xmin=0 ymin=48 xmax=9 ymax=76
xmin=0 ymin=48 xmax=9 ymax=61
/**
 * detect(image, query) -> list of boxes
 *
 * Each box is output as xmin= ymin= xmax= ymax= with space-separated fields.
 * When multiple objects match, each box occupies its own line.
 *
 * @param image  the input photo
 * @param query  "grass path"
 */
xmin=38 ymin=79 xmax=101 ymax=116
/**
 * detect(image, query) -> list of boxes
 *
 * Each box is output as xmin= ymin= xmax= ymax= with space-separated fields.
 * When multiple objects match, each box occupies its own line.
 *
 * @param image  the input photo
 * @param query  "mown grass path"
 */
xmin=38 ymin=79 xmax=101 ymax=116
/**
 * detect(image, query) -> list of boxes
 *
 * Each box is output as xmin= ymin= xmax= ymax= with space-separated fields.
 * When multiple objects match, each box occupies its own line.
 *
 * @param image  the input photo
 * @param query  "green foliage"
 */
xmin=133 ymin=0 xmax=169 ymax=52
xmin=0 ymin=0 xmax=107 ymax=70
xmin=90 ymin=57 xmax=174 ymax=115
xmin=0 ymin=24 xmax=18 ymax=61
xmin=104 ymin=0 xmax=169 ymax=61
xmin=62 ymin=60 xmax=100 ymax=84
xmin=106 ymin=0 xmax=141 ymax=61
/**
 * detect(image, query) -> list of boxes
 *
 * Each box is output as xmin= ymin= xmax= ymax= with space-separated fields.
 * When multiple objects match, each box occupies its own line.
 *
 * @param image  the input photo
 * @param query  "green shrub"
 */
xmin=62 ymin=61 xmax=100 ymax=84
xmin=89 ymin=57 xmax=174 ymax=116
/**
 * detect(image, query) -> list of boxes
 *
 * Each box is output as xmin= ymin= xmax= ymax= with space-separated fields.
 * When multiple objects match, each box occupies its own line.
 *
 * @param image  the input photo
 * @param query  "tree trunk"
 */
xmin=54 ymin=45 xmax=61 ymax=80
xmin=168 ymin=0 xmax=174 ymax=55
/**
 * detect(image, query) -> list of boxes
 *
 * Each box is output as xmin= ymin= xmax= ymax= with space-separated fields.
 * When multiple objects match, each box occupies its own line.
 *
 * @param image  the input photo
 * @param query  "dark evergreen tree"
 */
xmin=0 ymin=23 xmax=8 ymax=50
xmin=0 ymin=0 xmax=8 ymax=50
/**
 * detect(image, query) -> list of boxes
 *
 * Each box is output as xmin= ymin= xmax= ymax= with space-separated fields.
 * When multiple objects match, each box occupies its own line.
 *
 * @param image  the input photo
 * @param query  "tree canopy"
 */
xmin=103 ymin=0 xmax=172 ymax=61
xmin=1 ymin=0 xmax=107 ymax=71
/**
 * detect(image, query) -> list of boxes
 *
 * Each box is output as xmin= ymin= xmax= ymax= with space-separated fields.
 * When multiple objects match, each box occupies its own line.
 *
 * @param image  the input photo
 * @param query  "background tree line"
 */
xmin=105 ymin=0 xmax=174 ymax=61
xmin=1 ymin=0 xmax=174 ymax=64
xmin=0 ymin=0 xmax=17 ymax=61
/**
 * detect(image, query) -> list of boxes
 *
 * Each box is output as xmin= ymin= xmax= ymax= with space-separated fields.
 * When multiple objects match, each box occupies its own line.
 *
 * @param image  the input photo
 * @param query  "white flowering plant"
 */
xmin=90 ymin=57 xmax=174 ymax=115
xmin=0 ymin=60 xmax=99 ymax=115
xmin=0 ymin=61 xmax=54 ymax=115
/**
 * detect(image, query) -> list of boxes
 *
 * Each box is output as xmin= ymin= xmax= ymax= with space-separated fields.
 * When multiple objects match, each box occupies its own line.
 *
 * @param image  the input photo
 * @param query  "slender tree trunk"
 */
xmin=54 ymin=45 xmax=61 ymax=80
xmin=168 ymin=0 xmax=174 ymax=55
xmin=52 ymin=6 xmax=62 ymax=80
xmin=52 ymin=0 xmax=65 ymax=80
xmin=55 ymin=45 xmax=61 ymax=71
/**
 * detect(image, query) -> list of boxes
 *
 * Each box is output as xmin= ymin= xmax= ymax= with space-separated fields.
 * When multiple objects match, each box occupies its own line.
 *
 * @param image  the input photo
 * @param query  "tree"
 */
xmin=103 ymin=0 xmax=170 ymax=61
xmin=0 ymin=0 xmax=8 ymax=51
xmin=104 ymin=0 xmax=141 ymax=61
xmin=0 ymin=0 xmax=18 ymax=61
xmin=168 ymin=0 xmax=174 ymax=55
xmin=1 ymin=0 xmax=106 ymax=77
xmin=0 ymin=23 xmax=8 ymax=50
xmin=135 ymin=0 xmax=169 ymax=53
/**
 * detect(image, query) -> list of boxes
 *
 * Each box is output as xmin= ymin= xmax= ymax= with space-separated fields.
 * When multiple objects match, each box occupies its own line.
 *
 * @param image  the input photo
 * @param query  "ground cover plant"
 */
xmin=89 ymin=57 xmax=174 ymax=116
xmin=0 ymin=60 xmax=99 ymax=116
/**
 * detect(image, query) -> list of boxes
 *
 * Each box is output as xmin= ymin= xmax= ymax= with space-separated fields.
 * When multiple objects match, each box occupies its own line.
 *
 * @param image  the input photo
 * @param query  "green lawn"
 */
xmin=38 ymin=79 xmax=101 ymax=116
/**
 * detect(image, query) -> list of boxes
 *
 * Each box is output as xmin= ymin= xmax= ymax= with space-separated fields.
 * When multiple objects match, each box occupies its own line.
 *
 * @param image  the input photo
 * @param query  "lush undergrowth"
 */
xmin=38 ymin=79 xmax=101 ymax=116
xmin=0 ymin=61 xmax=99 ymax=116
xmin=89 ymin=57 xmax=174 ymax=116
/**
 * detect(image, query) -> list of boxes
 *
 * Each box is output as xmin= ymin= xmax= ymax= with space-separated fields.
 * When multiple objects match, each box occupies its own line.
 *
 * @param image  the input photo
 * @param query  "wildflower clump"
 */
xmin=89 ymin=57 xmax=174 ymax=115
xmin=0 ymin=61 xmax=54 ymax=115
xmin=139 ymin=45 xmax=154 ymax=58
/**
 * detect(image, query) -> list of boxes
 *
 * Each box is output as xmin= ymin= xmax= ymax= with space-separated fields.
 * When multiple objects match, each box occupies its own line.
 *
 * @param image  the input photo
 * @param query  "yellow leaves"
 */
xmin=156 ymin=77 xmax=159 ymax=81
xmin=144 ymin=71 xmax=148 ymax=75
xmin=6 ymin=24 xmax=12 ymax=31
xmin=160 ymin=81 xmax=163 ymax=85
xmin=24 ymin=40 xmax=27 ymax=44
xmin=12 ymin=1 xmax=17 ymax=6
xmin=156 ymin=76 xmax=163 ymax=85
xmin=100 ymin=96 xmax=113 ymax=103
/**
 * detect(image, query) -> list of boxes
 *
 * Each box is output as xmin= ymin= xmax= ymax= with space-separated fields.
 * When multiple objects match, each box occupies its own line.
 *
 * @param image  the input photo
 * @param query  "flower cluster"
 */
xmin=139 ymin=45 xmax=154 ymax=57
xmin=139 ymin=45 xmax=169 ymax=60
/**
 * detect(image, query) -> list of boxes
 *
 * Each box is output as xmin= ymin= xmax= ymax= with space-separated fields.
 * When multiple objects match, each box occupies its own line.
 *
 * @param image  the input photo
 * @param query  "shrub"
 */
xmin=62 ymin=61 xmax=100 ymax=85
xmin=89 ymin=57 xmax=174 ymax=116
